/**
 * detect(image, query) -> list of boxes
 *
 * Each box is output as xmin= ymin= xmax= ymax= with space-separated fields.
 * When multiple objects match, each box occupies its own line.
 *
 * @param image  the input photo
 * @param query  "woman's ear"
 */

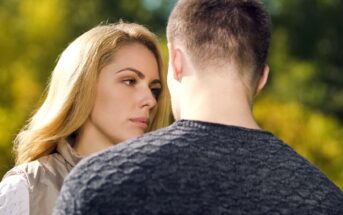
xmin=168 ymin=43 xmax=183 ymax=82
xmin=255 ymin=64 xmax=269 ymax=95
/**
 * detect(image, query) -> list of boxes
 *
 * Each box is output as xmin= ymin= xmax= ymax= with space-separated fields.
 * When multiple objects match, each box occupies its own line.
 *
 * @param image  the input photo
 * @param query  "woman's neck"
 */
xmin=73 ymin=120 xmax=113 ymax=156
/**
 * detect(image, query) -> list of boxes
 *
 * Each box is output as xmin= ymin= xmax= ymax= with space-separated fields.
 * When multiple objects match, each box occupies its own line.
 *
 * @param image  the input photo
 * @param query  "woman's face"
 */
xmin=82 ymin=42 xmax=161 ymax=147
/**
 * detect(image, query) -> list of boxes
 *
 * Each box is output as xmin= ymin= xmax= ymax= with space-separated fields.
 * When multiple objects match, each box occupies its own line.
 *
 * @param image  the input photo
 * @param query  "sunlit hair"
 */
xmin=14 ymin=22 xmax=170 ymax=165
xmin=167 ymin=0 xmax=271 ymax=91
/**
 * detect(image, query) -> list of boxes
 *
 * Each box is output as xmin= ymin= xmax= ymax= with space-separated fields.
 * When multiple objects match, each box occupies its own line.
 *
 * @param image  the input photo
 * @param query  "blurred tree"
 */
xmin=264 ymin=0 xmax=343 ymax=119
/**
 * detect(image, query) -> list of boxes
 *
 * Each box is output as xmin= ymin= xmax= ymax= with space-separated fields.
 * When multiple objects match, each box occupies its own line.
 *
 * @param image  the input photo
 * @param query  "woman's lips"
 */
xmin=130 ymin=117 xmax=149 ymax=129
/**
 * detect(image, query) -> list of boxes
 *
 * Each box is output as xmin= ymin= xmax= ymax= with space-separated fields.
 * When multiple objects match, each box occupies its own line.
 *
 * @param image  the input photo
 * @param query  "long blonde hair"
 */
xmin=14 ymin=22 xmax=171 ymax=165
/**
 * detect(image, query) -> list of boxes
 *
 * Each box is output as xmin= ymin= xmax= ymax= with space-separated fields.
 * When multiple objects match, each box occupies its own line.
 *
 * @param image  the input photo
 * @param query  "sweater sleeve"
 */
xmin=0 ymin=175 xmax=30 ymax=215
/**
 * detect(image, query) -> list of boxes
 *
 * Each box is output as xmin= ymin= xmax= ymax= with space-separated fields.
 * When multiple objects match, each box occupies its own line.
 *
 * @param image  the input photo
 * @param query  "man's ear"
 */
xmin=255 ymin=64 xmax=269 ymax=95
xmin=168 ymin=43 xmax=183 ymax=82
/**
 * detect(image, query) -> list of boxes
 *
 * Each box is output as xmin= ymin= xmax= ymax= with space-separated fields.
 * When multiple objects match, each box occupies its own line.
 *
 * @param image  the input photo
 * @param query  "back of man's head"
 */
xmin=167 ymin=0 xmax=271 ymax=90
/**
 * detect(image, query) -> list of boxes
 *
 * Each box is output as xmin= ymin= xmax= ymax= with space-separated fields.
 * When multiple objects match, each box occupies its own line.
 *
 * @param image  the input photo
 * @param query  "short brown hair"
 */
xmin=167 ymin=0 xmax=271 ymax=83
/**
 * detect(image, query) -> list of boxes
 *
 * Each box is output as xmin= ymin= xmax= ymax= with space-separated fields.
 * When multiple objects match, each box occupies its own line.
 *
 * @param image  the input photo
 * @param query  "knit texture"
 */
xmin=54 ymin=120 xmax=343 ymax=215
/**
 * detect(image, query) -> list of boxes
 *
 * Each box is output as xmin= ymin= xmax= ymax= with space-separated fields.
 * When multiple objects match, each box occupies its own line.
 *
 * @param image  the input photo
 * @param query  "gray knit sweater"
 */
xmin=54 ymin=120 xmax=343 ymax=215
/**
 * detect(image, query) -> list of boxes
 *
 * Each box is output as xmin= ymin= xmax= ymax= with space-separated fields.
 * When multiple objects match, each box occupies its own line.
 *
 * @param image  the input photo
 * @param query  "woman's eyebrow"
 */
xmin=116 ymin=67 xmax=161 ymax=85
xmin=116 ymin=67 xmax=145 ymax=79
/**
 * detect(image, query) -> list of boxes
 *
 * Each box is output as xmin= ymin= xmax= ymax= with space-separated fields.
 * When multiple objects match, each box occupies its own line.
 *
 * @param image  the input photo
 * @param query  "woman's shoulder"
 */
xmin=2 ymin=152 xmax=66 ymax=189
xmin=1 ymin=153 xmax=68 ymax=214
xmin=0 ymin=174 xmax=30 ymax=215
xmin=3 ymin=160 xmax=40 ymax=181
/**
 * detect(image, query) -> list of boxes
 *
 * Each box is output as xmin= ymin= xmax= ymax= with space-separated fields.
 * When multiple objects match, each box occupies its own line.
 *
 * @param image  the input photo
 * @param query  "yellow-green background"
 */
xmin=0 ymin=0 xmax=342 ymax=189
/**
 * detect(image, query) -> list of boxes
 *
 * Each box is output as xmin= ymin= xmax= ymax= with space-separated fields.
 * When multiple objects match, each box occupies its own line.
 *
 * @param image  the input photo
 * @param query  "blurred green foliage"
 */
xmin=0 ymin=0 xmax=342 ymax=189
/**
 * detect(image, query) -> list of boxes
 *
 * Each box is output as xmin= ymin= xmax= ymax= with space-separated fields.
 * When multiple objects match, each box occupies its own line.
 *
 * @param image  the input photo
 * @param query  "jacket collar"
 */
xmin=56 ymin=139 xmax=83 ymax=167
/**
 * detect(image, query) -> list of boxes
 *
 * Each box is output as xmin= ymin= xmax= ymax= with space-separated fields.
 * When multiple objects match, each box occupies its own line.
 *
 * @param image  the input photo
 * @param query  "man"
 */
xmin=54 ymin=0 xmax=343 ymax=214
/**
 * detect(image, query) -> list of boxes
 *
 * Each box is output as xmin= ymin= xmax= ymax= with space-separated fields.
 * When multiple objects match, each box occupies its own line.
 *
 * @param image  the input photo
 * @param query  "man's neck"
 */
xmin=179 ymin=76 xmax=260 ymax=129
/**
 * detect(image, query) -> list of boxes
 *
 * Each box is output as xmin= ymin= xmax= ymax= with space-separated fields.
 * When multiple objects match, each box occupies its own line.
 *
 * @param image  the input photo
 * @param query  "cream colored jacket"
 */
xmin=1 ymin=139 xmax=83 ymax=215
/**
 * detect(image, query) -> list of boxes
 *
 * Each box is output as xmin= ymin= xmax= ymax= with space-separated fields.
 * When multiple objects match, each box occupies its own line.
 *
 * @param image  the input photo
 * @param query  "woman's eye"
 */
xmin=151 ymin=88 xmax=161 ymax=100
xmin=123 ymin=79 xmax=136 ymax=86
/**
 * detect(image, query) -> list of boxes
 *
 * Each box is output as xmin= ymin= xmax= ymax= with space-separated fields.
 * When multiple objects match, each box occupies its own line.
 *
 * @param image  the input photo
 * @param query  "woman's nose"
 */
xmin=139 ymin=88 xmax=157 ymax=110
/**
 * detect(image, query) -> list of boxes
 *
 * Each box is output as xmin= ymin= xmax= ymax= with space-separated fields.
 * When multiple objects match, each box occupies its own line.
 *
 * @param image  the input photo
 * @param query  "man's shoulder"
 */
xmin=68 ymin=126 xmax=175 ymax=177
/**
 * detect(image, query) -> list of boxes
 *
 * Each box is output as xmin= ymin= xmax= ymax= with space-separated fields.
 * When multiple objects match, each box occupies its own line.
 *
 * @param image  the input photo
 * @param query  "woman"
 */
xmin=0 ymin=22 xmax=170 ymax=215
